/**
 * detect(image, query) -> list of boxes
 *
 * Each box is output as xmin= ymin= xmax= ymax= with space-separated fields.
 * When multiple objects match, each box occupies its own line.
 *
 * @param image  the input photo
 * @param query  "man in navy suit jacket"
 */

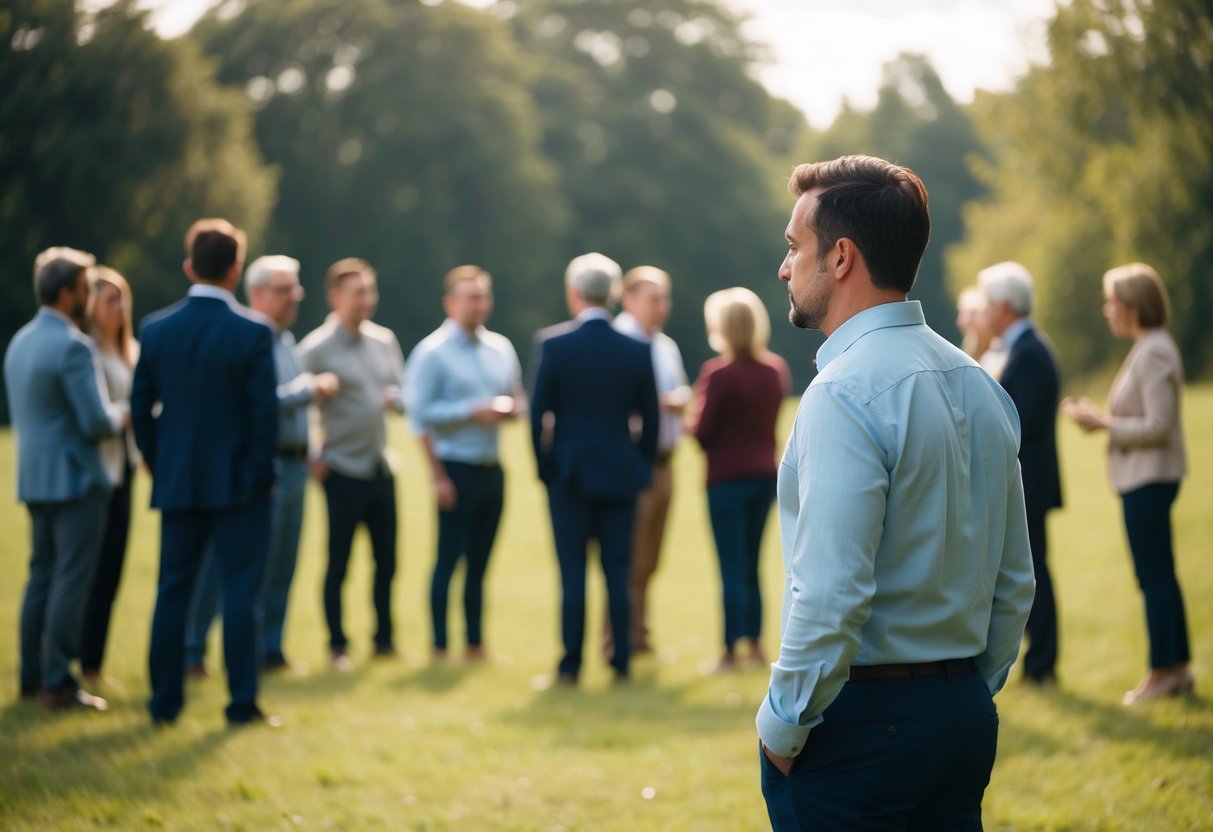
xmin=132 ymin=218 xmax=279 ymax=725
xmin=979 ymin=261 xmax=1063 ymax=686
xmin=5 ymin=247 xmax=125 ymax=711
xmin=530 ymin=253 xmax=660 ymax=684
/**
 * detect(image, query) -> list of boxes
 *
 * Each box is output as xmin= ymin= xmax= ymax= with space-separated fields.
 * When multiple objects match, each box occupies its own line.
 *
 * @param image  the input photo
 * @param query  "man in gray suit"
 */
xmin=4 ymin=247 xmax=127 ymax=710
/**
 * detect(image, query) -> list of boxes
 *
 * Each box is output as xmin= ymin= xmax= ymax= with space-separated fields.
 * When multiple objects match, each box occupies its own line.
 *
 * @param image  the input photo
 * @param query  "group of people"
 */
xmin=956 ymin=260 xmax=1194 ymax=704
xmin=5 ymin=151 xmax=1195 ymax=829
xmin=5 ymin=218 xmax=791 ymax=722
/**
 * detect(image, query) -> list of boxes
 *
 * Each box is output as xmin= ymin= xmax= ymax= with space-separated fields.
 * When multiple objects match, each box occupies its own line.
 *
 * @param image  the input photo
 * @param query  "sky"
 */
xmin=136 ymin=0 xmax=1060 ymax=129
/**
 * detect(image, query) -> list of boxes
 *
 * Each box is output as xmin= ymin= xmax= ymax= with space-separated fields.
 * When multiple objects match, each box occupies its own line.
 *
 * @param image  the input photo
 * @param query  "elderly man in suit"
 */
xmin=979 ymin=261 xmax=1062 ymax=687
xmin=132 ymin=218 xmax=279 ymax=726
xmin=5 ymin=247 xmax=126 ymax=711
xmin=530 ymin=253 xmax=660 ymax=685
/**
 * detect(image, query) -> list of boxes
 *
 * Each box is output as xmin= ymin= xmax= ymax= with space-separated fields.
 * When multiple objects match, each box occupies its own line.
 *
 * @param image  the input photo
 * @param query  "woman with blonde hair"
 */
xmin=688 ymin=287 xmax=790 ymax=671
xmin=1063 ymin=262 xmax=1193 ymax=704
xmin=80 ymin=266 xmax=140 ymax=684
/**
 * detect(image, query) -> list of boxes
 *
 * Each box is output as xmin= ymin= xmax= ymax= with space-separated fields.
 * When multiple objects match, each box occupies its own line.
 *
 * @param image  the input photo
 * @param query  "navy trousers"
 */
xmin=147 ymin=496 xmax=270 ymax=723
xmin=431 ymin=461 xmax=504 ymax=650
xmin=80 ymin=464 xmax=134 ymax=675
xmin=547 ymin=487 xmax=635 ymax=678
xmin=761 ymin=670 xmax=998 ymax=831
xmin=707 ymin=477 xmax=776 ymax=649
xmin=1021 ymin=502 xmax=1057 ymax=681
xmin=1122 ymin=482 xmax=1189 ymax=668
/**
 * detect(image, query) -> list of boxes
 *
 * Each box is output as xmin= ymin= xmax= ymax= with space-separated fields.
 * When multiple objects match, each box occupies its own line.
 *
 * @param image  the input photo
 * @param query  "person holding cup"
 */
xmin=405 ymin=265 xmax=525 ymax=662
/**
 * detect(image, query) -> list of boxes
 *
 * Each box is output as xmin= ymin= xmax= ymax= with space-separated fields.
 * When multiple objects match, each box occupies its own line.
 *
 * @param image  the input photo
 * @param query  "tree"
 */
xmin=0 ymin=0 xmax=276 ymax=421
xmin=192 ymin=0 xmax=568 ymax=355
xmin=501 ymin=0 xmax=810 ymax=379
xmin=949 ymin=0 xmax=1213 ymax=378
xmin=801 ymin=53 xmax=986 ymax=343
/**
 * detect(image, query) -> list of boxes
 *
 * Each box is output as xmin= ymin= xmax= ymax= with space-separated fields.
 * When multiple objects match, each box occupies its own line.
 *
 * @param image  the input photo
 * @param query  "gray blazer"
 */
xmin=1106 ymin=328 xmax=1188 ymax=494
xmin=4 ymin=308 xmax=121 ymax=503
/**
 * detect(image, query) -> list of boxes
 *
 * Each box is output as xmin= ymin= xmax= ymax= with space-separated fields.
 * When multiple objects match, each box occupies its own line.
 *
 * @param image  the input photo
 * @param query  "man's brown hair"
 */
xmin=789 ymin=155 xmax=930 ymax=294
xmin=184 ymin=218 xmax=247 ymax=282
xmin=325 ymin=257 xmax=377 ymax=292
xmin=443 ymin=265 xmax=492 ymax=295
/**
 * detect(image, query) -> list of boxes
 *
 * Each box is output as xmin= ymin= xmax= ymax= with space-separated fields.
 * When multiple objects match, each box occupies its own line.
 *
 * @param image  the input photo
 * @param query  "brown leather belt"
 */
xmin=848 ymin=658 xmax=976 ymax=682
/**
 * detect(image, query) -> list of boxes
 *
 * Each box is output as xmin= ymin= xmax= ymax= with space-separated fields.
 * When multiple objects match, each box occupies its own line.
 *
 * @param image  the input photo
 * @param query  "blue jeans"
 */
xmin=707 ymin=478 xmax=776 ymax=649
xmin=185 ymin=457 xmax=308 ymax=667
xmin=1122 ymin=481 xmax=1190 ymax=668
xmin=431 ymin=462 xmax=504 ymax=650
xmin=760 ymin=671 xmax=997 ymax=831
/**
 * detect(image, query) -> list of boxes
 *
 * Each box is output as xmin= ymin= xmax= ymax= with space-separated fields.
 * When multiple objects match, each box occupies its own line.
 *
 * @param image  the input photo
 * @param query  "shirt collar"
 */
xmin=441 ymin=317 xmax=485 ymax=344
xmin=1001 ymin=317 xmax=1034 ymax=349
xmin=327 ymin=312 xmax=365 ymax=343
xmin=576 ymin=306 xmax=612 ymax=324
xmin=614 ymin=311 xmax=652 ymax=342
xmin=816 ymin=300 xmax=924 ymax=371
xmin=38 ymin=306 xmax=77 ymax=328
xmin=188 ymin=283 xmax=237 ymax=304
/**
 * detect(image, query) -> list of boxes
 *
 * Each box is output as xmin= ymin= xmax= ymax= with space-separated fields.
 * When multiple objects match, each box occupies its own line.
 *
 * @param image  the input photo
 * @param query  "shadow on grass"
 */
xmin=0 ymin=709 xmax=236 ymax=828
xmin=496 ymin=673 xmax=759 ymax=750
xmin=999 ymin=685 xmax=1212 ymax=764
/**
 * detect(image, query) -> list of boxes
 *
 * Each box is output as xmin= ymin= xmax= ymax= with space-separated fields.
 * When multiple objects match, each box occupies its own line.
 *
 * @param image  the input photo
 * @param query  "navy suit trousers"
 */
xmin=547 ymin=487 xmax=635 ymax=678
xmin=148 ymin=496 xmax=270 ymax=723
xmin=760 ymin=671 xmax=998 ymax=831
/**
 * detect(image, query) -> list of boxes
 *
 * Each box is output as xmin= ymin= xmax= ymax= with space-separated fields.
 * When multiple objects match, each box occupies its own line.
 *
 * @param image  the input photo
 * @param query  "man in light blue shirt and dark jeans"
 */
xmin=405 ymin=265 xmax=525 ymax=662
xmin=757 ymin=155 xmax=1035 ymax=830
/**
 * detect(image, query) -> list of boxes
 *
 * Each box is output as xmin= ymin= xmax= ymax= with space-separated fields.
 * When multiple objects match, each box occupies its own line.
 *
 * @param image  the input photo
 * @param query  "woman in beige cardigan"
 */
xmin=1063 ymin=263 xmax=1193 ymax=704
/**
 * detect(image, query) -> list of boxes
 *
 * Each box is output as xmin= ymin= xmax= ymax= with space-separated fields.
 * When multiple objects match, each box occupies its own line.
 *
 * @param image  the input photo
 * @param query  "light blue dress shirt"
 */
xmin=272 ymin=329 xmax=312 ymax=451
xmin=756 ymin=301 xmax=1035 ymax=758
xmin=405 ymin=319 xmax=524 ymax=464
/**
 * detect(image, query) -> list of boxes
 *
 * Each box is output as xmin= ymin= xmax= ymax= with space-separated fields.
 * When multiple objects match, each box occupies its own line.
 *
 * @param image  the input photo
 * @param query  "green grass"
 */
xmin=1 ymin=386 xmax=1210 ymax=831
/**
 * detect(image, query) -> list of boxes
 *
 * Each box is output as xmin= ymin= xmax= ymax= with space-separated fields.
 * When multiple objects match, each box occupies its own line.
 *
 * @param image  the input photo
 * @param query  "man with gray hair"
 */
xmin=184 ymin=255 xmax=340 ymax=675
xmin=530 ymin=252 xmax=660 ymax=685
xmin=978 ymin=261 xmax=1062 ymax=687
xmin=5 ymin=247 xmax=126 ymax=710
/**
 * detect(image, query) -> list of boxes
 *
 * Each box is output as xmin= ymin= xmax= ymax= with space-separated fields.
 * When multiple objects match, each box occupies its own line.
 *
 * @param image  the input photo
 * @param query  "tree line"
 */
xmin=3 ymin=0 xmax=1209 ymax=423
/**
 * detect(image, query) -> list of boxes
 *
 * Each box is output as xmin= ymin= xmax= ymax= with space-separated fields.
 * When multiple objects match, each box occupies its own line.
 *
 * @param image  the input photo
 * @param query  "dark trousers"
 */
xmin=20 ymin=488 xmax=110 ymax=693
xmin=1122 ymin=482 xmax=1190 ymax=668
xmin=1021 ymin=503 xmax=1057 ymax=681
xmin=148 ymin=497 xmax=270 ymax=723
xmin=323 ymin=468 xmax=397 ymax=652
xmin=431 ymin=461 xmax=504 ymax=650
xmin=80 ymin=464 xmax=133 ymax=674
xmin=761 ymin=670 xmax=998 ymax=831
xmin=547 ymin=487 xmax=635 ymax=678
xmin=707 ymin=478 xmax=776 ymax=649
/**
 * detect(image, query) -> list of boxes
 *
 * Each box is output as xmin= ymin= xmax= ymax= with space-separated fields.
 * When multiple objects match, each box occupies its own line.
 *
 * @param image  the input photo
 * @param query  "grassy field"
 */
xmin=1 ymin=386 xmax=1210 ymax=831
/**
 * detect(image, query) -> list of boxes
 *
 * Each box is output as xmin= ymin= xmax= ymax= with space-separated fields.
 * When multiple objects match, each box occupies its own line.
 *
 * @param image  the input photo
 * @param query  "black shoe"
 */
xmin=228 ymin=707 xmax=283 ymax=729
xmin=19 ymin=685 xmax=39 ymax=701
xmin=555 ymin=672 xmax=578 ymax=687
xmin=40 ymin=687 xmax=108 ymax=712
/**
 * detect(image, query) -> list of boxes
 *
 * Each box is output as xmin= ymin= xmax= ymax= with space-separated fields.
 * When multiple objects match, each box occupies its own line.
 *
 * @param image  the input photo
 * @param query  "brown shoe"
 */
xmin=186 ymin=662 xmax=210 ymax=681
xmin=40 ymin=688 xmax=108 ymax=712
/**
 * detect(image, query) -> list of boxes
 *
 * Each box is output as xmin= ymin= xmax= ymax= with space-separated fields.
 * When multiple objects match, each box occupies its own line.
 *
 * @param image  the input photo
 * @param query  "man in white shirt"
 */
xmin=609 ymin=266 xmax=690 ymax=658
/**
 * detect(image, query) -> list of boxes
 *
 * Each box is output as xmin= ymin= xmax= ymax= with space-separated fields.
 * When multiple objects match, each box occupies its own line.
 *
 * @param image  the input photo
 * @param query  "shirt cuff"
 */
xmin=756 ymin=694 xmax=818 ymax=758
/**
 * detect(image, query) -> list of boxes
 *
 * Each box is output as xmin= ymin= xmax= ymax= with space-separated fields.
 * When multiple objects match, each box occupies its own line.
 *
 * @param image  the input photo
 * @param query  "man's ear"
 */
xmin=833 ymin=238 xmax=859 ymax=281
xmin=183 ymin=258 xmax=199 ymax=284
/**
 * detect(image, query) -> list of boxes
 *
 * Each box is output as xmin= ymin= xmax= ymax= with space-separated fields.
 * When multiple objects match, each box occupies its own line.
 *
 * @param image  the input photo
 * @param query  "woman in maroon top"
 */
xmin=688 ymin=288 xmax=791 ymax=671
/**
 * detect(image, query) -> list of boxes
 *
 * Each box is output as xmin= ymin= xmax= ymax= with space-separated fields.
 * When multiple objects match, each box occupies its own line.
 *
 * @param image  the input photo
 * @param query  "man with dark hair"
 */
xmin=530 ymin=253 xmax=660 ymax=685
xmin=405 ymin=265 xmax=524 ymax=662
xmin=757 ymin=156 xmax=1034 ymax=829
xmin=5 ymin=247 xmax=126 ymax=711
xmin=298 ymin=258 xmax=405 ymax=670
xmin=132 ymin=218 xmax=280 ymax=726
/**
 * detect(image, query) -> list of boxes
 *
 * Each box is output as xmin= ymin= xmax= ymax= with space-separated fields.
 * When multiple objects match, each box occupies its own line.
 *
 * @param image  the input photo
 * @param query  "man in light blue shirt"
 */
xmin=757 ymin=155 xmax=1035 ymax=831
xmin=405 ymin=265 xmax=524 ymax=661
